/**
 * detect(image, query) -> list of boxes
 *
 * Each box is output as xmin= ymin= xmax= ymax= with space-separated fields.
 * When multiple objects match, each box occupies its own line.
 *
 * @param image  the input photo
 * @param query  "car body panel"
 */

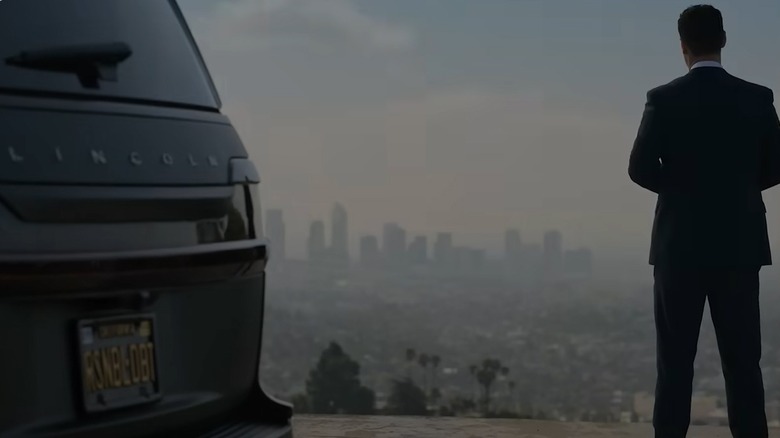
xmin=0 ymin=0 xmax=292 ymax=436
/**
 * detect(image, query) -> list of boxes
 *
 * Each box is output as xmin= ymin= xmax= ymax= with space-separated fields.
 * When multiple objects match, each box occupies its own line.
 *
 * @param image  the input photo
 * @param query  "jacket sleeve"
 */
xmin=629 ymin=90 xmax=665 ymax=193
xmin=760 ymin=90 xmax=780 ymax=191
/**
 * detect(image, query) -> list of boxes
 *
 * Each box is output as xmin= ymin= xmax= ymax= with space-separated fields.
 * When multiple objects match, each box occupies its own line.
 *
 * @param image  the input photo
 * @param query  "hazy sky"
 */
xmin=177 ymin=0 xmax=780 ymax=259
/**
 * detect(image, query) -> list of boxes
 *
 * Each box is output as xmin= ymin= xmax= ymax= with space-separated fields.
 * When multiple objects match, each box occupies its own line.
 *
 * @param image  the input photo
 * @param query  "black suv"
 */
xmin=0 ymin=1 xmax=291 ymax=437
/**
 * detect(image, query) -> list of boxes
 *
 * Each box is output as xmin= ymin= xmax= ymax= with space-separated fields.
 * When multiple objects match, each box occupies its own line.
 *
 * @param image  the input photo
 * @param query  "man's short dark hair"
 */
xmin=678 ymin=5 xmax=725 ymax=56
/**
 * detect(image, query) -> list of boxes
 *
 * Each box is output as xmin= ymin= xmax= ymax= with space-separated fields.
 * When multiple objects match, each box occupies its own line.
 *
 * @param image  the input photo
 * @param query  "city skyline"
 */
xmin=265 ymin=202 xmax=593 ymax=271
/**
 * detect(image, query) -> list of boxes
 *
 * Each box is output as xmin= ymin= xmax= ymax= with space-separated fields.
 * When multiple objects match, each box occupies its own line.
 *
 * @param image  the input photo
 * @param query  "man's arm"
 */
xmin=629 ymin=90 xmax=664 ymax=193
xmin=760 ymin=90 xmax=780 ymax=191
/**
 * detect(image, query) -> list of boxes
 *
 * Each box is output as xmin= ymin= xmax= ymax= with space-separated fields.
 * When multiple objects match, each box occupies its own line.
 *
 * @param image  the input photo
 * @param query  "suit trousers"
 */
xmin=653 ymin=265 xmax=767 ymax=438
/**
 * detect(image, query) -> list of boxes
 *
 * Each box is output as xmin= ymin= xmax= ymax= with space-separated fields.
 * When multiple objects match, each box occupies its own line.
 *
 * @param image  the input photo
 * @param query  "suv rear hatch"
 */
xmin=0 ymin=1 xmax=291 ymax=437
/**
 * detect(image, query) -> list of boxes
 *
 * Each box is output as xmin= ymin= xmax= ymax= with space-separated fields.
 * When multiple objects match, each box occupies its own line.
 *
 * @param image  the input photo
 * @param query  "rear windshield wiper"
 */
xmin=5 ymin=42 xmax=132 ymax=89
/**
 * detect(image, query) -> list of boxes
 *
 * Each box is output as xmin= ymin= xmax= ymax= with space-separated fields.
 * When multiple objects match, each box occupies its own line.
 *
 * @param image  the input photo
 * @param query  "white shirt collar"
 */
xmin=691 ymin=60 xmax=724 ymax=70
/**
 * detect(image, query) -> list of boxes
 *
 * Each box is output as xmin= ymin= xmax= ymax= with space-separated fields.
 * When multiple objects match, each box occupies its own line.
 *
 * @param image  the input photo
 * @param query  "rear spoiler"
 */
xmin=0 ymin=239 xmax=267 ymax=298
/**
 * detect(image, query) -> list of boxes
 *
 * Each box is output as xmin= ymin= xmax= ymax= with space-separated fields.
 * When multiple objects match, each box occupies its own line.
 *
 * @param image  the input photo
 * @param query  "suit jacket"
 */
xmin=629 ymin=66 xmax=780 ymax=267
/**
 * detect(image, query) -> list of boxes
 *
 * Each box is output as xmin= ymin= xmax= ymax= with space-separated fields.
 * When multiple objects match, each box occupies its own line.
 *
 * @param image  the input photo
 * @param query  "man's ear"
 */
xmin=721 ymin=32 xmax=728 ymax=49
xmin=681 ymin=40 xmax=689 ymax=55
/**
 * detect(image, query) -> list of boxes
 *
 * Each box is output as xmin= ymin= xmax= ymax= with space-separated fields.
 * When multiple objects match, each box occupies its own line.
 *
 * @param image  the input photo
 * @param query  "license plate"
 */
xmin=76 ymin=314 xmax=161 ymax=413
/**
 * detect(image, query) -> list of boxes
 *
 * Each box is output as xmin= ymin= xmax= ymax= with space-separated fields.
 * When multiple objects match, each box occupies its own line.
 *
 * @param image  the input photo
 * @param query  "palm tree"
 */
xmin=469 ymin=364 xmax=478 ymax=402
xmin=431 ymin=355 xmax=441 ymax=392
xmin=499 ymin=366 xmax=510 ymax=410
xmin=405 ymin=348 xmax=416 ymax=380
xmin=508 ymin=381 xmax=516 ymax=413
xmin=430 ymin=387 xmax=442 ymax=410
xmin=418 ymin=353 xmax=430 ymax=394
xmin=475 ymin=359 xmax=503 ymax=414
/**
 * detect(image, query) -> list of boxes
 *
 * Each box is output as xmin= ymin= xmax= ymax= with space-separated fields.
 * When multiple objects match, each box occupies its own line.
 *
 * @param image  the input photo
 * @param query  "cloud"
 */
xmin=195 ymin=0 xmax=414 ymax=52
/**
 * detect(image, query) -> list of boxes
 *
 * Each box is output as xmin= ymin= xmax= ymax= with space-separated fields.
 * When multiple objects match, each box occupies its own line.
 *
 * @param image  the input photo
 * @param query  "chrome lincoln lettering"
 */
xmin=129 ymin=152 xmax=142 ymax=166
xmin=91 ymin=150 xmax=107 ymax=165
xmin=8 ymin=147 xmax=24 ymax=162
xmin=12 ymin=147 xmax=221 ymax=168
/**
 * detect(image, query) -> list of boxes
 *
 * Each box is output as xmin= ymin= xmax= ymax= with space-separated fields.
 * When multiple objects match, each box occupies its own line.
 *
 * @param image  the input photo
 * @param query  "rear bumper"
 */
xmin=0 ymin=375 xmax=293 ymax=438
xmin=199 ymin=421 xmax=291 ymax=438
xmin=193 ymin=390 xmax=293 ymax=438
xmin=149 ymin=382 xmax=293 ymax=438
xmin=0 ymin=240 xmax=293 ymax=437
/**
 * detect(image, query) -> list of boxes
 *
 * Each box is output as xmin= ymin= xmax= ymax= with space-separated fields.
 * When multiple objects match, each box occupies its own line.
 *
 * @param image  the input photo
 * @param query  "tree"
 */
xmin=499 ymin=367 xmax=510 ymax=411
xmin=405 ymin=348 xmax=416 ymax=379
xmin=429 ymin=387 xmax=442 ymax=408
xmin=418 ymin=353 xmax=430 ymax=393
xmin=386 ymin=378 xmax=428 ymax=416
xmin=305 ymin=342 xmax=376 ymax=415
xmin=508 ymin=381 xmax=517 ymax=413
xmin=350 ymin=386 xmax=377 ymax=415
xmin=469 ymin=364 xmax=478 ymax=401
xmin=445 ymin=396 xmax=477 ymax=416
xmin=291 ymin=393 xmax=311 ymax=414
xmin=472 ymin=359 xmax=507 ymax=414
xmin=430 ymin=355 xmax=441 ymax=391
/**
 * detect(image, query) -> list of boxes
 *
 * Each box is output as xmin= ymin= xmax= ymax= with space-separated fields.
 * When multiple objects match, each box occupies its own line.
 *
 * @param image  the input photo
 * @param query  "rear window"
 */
xmin=0 ymin=0 xmax=219 ymax=109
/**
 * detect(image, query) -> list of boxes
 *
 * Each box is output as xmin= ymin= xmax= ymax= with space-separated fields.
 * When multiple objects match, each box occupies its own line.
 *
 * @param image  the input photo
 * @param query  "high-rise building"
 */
xmin=265 ymin=209 xmax=286 ymax=262
xmin=433 ymin=232 xmax=453 ymax=268
xmin=504 ymin=229 xmax=522 ymax=263
xmin=408 ymin=236 xmax=428 ymax=265
xmin=307 ymin=220 xmax=326 ymax=263
xmin=382 ymin=223 xmax=407 ymax=264
xmin=330 ymin=203 xmax=349 ymax=263
xmin=359 ymin=235 xmax=380 ymax=267
xmin=543 ymin=230 xmax=563 ymax=276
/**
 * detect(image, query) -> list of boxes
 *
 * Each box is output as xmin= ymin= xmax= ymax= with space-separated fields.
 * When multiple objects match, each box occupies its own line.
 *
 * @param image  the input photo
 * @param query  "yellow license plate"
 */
xmin=77 ymin=314 xmax=161 ymax=413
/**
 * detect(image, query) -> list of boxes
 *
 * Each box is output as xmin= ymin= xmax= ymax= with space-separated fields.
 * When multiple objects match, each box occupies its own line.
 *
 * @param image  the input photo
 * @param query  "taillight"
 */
xmin=228 ymin=158 xmax=263 ymax=241
xmin=247 ymin=183 xmax=263 ymax=239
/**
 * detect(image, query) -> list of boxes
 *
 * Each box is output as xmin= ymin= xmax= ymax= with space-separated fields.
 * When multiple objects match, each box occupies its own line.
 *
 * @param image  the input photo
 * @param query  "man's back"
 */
xmin=630 ymin=66 xmax=780 ymax=266
xmin=631 ymin=6 xmax=779 ymax=437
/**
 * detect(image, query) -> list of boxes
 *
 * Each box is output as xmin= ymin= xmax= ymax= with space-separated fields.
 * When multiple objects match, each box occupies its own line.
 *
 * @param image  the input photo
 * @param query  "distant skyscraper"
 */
xmin=543 ymin=230 xmax=563 ymax=276
xmin=433 ymin=232 xmax=454 ymax=268
xmin=265 ymin=209 xmax=286 ymax=262
xmin=382 ymin=223 xmax=407 ymax=264
xmin=331 ymin=203 xmax=349 ymax=263
xmin=408 ymin=236 xmax=428 ymax=265
xmin=307 ymin=220 xmax=326 ymax=263
xmin=359 ymin=235 xmax=380 ymax=267
xmin=504 ymin=229 xmax=522 ymax=263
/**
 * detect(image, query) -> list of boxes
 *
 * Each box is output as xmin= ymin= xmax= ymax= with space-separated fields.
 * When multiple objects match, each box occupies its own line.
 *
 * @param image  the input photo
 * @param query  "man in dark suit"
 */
xmin=629 ymin=5 xmax=780 ymax=438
